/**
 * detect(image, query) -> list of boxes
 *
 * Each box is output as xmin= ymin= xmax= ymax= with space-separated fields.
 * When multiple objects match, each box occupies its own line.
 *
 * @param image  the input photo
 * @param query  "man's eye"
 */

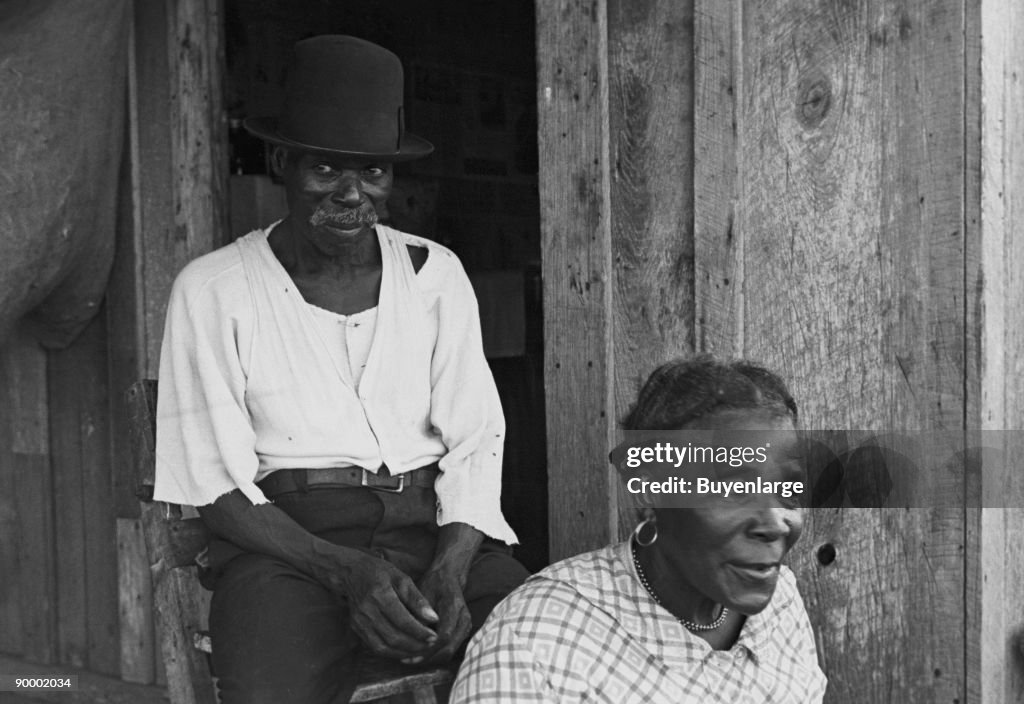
xmin=312 ymin=164 xmax=335 ymax=175
xmin=364 ymin=166 xmax=385 ymax=177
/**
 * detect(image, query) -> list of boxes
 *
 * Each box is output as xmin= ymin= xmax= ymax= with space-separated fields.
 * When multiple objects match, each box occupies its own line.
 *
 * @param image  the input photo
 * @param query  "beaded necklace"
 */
xmin=630 ymin=542 xmax=729 ymax=632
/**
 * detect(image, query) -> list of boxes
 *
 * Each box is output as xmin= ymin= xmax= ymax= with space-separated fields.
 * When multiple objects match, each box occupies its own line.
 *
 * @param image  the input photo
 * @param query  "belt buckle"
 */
xmin=361 ymin=467 xmax=405 ymax=493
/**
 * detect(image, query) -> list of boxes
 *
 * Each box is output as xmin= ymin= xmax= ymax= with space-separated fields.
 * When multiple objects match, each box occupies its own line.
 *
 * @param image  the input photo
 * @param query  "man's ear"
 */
xmin=270 ymin=146 xmax=289 ymax=178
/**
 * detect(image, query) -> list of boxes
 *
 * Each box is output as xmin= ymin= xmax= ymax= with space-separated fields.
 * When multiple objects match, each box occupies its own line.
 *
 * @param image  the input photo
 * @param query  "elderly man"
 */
xmin=154 ymin=35 xmax=528 ymax=704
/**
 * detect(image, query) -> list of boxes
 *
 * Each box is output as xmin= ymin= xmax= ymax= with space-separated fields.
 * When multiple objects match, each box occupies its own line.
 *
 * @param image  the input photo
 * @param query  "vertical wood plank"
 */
xmin=118 ymin=518 xmax=156 ymax=685
xmin=79 ymin=314 xmax=121 ymax=676
xmin=48 ymin=340 xmax=88 ymax=669
xmin=124 ymin=0 xmax=228 ymax=682
xmin=131 ymin=0 xmax=175 ymax=383
xmin=966 ymin=0 xmax=1024 ymax=700
xmin=536 ymin=0 xmax=616 ymax=560
xmin=2 ymin=329 xmax=56 ymax=664
xmin=48 ymin=311 xmax=120 ymax=676
xmin=169 ymin=0 xmax=229 ymax=257
xmin=693 ymin=0 xmax=740 ymax=357
xmin=606 ymin=0 xmax=695 ymax=536
xmin=134 ymin=0 xmax=227 ymax=379
xmin=119 ymin=3 xmax=165 ymax=681
xmin=737 ymin=2 xmax=965 ymax=701
xmin=0 ymin=355 xmax=22 ymax=656
xmin=110 ymin=87 xmax=144 ymax=521
xmin=607 ymin=0 xmax=695 ymax=392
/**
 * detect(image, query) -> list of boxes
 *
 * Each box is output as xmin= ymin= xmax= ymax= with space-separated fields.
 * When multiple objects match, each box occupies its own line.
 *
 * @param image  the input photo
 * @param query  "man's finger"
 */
xmin=354 ymin=613 xmax=434 ymax=658
xmin=373 ymin=587 xmax=439 ymax=644
xmin=419 ymin=603 xmax=472 ymax=664
xmin=353 ymin=600 xmax=436 ymax=653
xmin=433 ymin=598 xmax=466 ymax=641
xmin=395 ymin=577 xmax=439 ymax=625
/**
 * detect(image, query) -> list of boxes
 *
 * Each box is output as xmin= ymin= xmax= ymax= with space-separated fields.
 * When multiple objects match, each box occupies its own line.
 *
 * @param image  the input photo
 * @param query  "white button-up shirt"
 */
xmin=154 ymin=224 xmax=517 ymax=544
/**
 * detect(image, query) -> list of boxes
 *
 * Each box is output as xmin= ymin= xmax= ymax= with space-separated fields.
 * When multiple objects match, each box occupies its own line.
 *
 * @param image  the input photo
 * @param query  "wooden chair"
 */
xmin=127 ymin=380 xmax=456 ymax=704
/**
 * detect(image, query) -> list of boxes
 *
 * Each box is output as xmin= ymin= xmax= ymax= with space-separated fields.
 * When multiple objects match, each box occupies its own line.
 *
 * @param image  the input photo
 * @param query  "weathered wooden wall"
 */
xmin=537 ymin=0 xmax=1024 ymax=701
xmin=0 ymin=0 xmax=226 ymax=684
xmin=738 ymin=2 xmax=965 ymax=701
xmin=115 ymin=0 xmax=227 ymax=684
xmin=967 ymin=0 xmax=1024 ymax=701
xmin=536 ymin=0 xmax=617 ymax=556
xmin=0 ymin=0 xmax=128 ymax=677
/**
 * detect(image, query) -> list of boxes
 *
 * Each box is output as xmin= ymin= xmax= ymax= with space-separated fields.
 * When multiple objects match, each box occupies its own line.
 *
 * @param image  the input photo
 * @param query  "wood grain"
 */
xmin=693 ymin=0 xmax=740 ymax=357
xmin=2 ymin=329 xmax=56 ymax=665
xmin=607 ymin=0 xmax=695 ymax=396
xmin=123 ymin=0 xmax=228 ymax=681
xmin=738 ymin=2 xmax=965 ymax=701
xmin=109 ymin=98 xmax=144 ymax=520
xmin=133 ymin=0 xmax=227 ymax=379
xmin=965 ymin=0 xmax=1024 ymax=700
xmin=0 ymin=346 xmax=23 ymax=656
xmin=130 ymin=0 xmax=175 ymax=382
xmin=77 ymin=316 xmax=120 ymax=676
xmin=48 ymin=314 xmax=120 ymax=676
xmin=115 ymin=6 xmax=161 ymax=682
xmin=48 ymin=337 xmax=89 ymax=670
xmin=605 ymin=0 xmax=696 ymax=537
xmin=536 ymin=0 xmax=617 ymax=560
xmin=116 ymin=518 xmax=155 ymax=685
xmin=534 ymin=0 xmax=1023 ymax=698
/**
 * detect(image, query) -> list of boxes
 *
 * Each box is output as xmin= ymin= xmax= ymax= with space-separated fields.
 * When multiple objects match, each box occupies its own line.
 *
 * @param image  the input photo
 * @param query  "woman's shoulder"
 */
xmin=488 ymin=544 xmax=635 ymax=632
xmin=534 ymin=543 xmax=626 ymax=584
xmin=490 ymin=545 xmax=623 ymax=620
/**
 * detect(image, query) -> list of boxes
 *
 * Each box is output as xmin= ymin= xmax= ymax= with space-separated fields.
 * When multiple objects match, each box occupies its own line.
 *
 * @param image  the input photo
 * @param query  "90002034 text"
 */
xmin=0 ymin=675 xmax=78 ymax=691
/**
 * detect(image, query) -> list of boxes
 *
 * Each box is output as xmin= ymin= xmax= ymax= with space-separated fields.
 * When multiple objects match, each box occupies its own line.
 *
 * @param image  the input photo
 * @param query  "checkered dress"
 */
xmin=451 ymin=542 xmax=827 ymax=703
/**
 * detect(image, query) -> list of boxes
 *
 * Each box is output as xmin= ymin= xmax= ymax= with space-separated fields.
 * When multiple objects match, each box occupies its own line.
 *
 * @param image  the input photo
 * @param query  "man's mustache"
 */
xmin=309 ymin=203 xmax=379 ymax=228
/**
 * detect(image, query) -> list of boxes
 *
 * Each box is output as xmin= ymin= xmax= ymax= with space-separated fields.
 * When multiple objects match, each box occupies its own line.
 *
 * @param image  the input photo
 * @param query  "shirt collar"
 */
xmin=617 ymin=541 xmax=786 ymax=663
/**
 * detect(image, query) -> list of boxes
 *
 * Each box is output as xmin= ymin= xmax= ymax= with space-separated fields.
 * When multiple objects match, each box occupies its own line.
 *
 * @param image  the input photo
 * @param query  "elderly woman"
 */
xmin=450 ymin=355 xmax=827 ymax=703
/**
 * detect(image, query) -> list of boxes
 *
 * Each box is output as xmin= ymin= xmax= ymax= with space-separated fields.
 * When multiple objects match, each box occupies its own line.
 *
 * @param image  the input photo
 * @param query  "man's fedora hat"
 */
xmin=244 ymin=35 xmax=433 ymax=162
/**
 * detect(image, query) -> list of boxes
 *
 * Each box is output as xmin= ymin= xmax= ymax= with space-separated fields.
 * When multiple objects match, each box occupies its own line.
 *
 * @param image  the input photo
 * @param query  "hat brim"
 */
xmin=244 ymin=116 xmax=434 ymax=163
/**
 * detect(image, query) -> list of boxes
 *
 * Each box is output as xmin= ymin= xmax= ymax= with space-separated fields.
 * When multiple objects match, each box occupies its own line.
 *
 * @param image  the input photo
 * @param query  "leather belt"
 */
xmin=257 ymin=464 xmax=439 ymax=497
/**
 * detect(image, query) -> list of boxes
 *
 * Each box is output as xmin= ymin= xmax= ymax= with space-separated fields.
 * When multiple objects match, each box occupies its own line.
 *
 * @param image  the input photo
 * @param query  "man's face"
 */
xmin=276 ymin=148 xmax=393 ymax=256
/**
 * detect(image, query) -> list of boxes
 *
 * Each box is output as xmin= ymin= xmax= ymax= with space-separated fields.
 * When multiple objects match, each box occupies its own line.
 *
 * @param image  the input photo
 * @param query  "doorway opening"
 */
xmin=223 ymin=0 xmax=548 ymax=570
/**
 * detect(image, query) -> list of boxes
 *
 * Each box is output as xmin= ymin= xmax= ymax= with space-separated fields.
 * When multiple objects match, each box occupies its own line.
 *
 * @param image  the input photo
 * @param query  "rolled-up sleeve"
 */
xmin=429 ymin=260 xmax=518 ymax=544
xmin=153 ymin=261 xmax=268 ymax=508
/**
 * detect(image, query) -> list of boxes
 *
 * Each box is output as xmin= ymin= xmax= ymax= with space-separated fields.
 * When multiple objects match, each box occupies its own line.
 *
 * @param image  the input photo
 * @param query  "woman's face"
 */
xmin=654 ymin=411 xmax=804 ymax=616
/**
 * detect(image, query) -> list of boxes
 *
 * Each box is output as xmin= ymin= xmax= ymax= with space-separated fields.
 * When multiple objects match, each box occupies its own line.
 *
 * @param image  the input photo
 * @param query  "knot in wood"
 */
xmin=796 ymin=70 xmax=832 ymax=128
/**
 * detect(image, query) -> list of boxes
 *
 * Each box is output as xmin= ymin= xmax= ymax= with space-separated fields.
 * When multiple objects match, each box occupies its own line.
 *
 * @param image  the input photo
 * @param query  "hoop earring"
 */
xmin=632 ymin=517 xmax=658 ymax=547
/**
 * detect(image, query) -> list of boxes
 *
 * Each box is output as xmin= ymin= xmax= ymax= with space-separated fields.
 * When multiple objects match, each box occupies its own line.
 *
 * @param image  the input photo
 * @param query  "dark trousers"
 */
xmin=205 ymin=485 xmax=529 ymax=704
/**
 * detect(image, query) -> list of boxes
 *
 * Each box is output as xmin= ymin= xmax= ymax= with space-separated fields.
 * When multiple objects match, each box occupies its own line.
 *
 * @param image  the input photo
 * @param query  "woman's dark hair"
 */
xmin=623 ymin=354 xmax=797 ymax=431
